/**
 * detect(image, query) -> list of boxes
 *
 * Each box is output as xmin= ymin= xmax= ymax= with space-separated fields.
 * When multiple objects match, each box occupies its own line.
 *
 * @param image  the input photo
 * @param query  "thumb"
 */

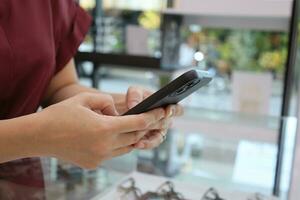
xmin=79 ymin=93 xmax=119 ymax=116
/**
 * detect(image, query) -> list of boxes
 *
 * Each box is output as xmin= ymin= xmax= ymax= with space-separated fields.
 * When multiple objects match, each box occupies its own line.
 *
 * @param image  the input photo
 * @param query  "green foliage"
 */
xmin=189 ymin=28 xmax=288 ymax=76
xmin=138 ymin=11 xmax=161 ymax=30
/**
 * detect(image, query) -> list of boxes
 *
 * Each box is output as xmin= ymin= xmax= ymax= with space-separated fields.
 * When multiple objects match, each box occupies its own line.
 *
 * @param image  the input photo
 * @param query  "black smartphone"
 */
xmin=123 ymin=69 xmax=213 ymax=115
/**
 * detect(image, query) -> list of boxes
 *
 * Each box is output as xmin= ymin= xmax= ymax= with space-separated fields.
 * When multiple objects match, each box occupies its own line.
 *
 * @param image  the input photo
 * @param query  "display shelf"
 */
xmin=92 ymin=171 xmax=279 ymax=200
xmin=75 ymin=52 xmax=161 ymax=69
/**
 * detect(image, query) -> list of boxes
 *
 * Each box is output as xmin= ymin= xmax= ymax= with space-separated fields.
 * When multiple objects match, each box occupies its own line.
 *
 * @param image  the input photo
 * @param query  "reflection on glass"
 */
xmin=93 ymin=9 xmax=162 ymax=56
xmin=77 ymin=0 xmax=96 ymax=52
xmin=162 ymin=19 xmax=288 ymax=117
xmin=103 ymin=0 xmax=167 ymax=11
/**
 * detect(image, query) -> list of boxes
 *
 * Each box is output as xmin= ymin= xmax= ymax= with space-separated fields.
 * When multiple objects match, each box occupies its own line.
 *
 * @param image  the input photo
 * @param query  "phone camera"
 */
xmin=186 ymin=79 xmax=201 ymax=88
xmin=175 ymin=86 xmax=188 ymax=95
xmin=170 ymin=79 xmax=200 ymax=97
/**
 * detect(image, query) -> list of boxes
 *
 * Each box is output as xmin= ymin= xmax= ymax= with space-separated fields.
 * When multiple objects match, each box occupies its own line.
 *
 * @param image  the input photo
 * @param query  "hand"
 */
xmin=38 ymin=93 xmax=166 ymax=169
xmin=125 ymin=86 xmax=184 ymax=150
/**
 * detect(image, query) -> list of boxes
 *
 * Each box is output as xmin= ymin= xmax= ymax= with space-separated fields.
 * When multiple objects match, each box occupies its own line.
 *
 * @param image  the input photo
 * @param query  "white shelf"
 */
xmin=102 ymin=0 xmax=166 ymax=11
xmin=163 ymin=0 xmax=293 ymax=31
xmin=164 ymin=0 xmax=292 ymax=18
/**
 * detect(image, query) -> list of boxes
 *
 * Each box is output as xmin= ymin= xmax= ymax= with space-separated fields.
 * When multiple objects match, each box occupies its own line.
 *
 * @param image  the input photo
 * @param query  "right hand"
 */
xmin=38 ymin=93 xmax=166 ymax=169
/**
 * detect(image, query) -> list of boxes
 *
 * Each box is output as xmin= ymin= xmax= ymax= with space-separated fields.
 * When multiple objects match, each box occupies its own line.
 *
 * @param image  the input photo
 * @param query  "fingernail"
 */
xmin=167 ymin=108 xmax=172 ymax=117
xmin=172 ymin=106 xmax=176 ymax=116
xmin=168 ymin=106 xmax=175 ymax=117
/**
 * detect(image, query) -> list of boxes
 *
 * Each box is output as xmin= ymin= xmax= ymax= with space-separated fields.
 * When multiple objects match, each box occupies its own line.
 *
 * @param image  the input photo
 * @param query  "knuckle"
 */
xmin=161 ymin=108 xmax=166 ymax=117
xmin=128 ymin=86 xmax=139 ymax=91
xmin=133 ymin=132 xmax=140 ymax=143
xmin=158 ymin=120 xmax=167 ymax=129
xmin=103 ymin=94 xmax=114 ymax=102
xmin=137 ymin=117 xmax=149 ymax=129
xmin=77 ymin=92 xmax=94 ymax=104
xmin=79 ymin=92 xmax=90 ymax=99
xmin=156 ymin=108 xmax=165 ymax=120
xmin=102 ymin=95 xmax=115 ymax=108
xmin=159 ymin=123 xmax=165 ymax=130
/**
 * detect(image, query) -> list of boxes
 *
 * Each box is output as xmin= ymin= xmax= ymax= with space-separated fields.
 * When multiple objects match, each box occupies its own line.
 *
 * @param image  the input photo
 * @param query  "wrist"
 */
xmin=32 ymin=109 xmax=57 ymax=157
xmin=0 ymin=112 xmax=48 ymax=162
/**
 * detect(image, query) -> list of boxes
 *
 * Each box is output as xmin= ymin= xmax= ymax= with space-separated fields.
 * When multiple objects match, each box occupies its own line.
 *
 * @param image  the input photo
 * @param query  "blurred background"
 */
xmin=42 ymin=0 xmax=300 ymax=199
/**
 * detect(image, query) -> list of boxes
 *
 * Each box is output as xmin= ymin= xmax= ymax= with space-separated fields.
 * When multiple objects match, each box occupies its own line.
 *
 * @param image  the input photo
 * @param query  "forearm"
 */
xmin=43 ymin=59 xmax=127 ymax=112
xmin=46 ymin=83 xmax=98 ymax=104
xmin=0 ymin=113 xmax=46 ymax=163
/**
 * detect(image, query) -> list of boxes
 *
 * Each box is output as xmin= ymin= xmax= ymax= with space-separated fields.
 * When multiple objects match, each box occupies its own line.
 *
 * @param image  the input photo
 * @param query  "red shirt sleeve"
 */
xmin=52 ymin=0 xmax=92 ymax=73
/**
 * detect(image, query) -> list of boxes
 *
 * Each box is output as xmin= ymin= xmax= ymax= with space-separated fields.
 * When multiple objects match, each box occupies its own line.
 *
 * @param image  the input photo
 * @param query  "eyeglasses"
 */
xmin=118 ymin=178 xmax=187 ymax=200
xmin=247 ymin=193 xmax=268 ymax=200
xmin=201 ymin=188 xmax=226 ymax=200
xmin=118 ymin=178 xmax=269 ymax=200
xmin=118 ymin=178 xmax=143 ymax=200
xmin=142 ymin=181 xmax=186 ymax=200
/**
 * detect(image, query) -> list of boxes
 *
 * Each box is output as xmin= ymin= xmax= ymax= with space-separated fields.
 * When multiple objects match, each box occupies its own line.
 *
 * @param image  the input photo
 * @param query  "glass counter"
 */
xmin=0 ymin=110 xmax=295 ymax=200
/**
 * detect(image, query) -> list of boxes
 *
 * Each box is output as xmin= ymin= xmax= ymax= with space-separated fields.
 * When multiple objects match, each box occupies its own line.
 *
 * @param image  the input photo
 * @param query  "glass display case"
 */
xmin=72 ymin=0 xmax=297 ymax=200
xmin=1 ymin=115 xmax=295 ymax=199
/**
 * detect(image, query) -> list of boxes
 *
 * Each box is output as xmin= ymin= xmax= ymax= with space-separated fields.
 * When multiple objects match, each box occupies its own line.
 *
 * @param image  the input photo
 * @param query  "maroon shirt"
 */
xmin=0 ymin=0 xmax=91 ymax=198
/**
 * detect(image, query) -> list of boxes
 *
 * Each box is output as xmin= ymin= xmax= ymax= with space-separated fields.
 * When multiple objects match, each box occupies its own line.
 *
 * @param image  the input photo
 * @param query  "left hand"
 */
xmin=125 ymin=86 xmax=184 ymax=150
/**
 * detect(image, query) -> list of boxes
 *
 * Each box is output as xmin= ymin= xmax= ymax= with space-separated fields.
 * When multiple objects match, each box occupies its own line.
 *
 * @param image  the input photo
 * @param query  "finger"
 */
xmin=165 ymin=104 xmax=184 ymax=117
xmin=143 ymin=90 xmax=153 ymax=99
xmin=115 ymin=131 xmax=147 ymax=148
xmin=106 ymin=108 xmax=166 ymax=134
xmin=134 ymin=131 xmax=162 ymax=149
xmin=127 ymin=86 xmax=144 ymax=109
xmin=134 ymin=130 xmax=166 ymax=149
xmin=147 ymin=118 xmax=171 ymax=130
xmin=108 ymin=146 xmax=134 ymax=158
xmin=79 ymin=93 xmax=119 ymax=116
xmin=93 ymin=109 xmax=102 ymax=115
xmin=175 ymin=104 xmax=184 ymax=116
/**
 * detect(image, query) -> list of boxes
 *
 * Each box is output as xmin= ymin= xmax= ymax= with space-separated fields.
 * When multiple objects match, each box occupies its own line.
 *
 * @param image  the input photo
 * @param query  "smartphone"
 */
xmin=123 ymin=69 xmax=213 ymax=115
